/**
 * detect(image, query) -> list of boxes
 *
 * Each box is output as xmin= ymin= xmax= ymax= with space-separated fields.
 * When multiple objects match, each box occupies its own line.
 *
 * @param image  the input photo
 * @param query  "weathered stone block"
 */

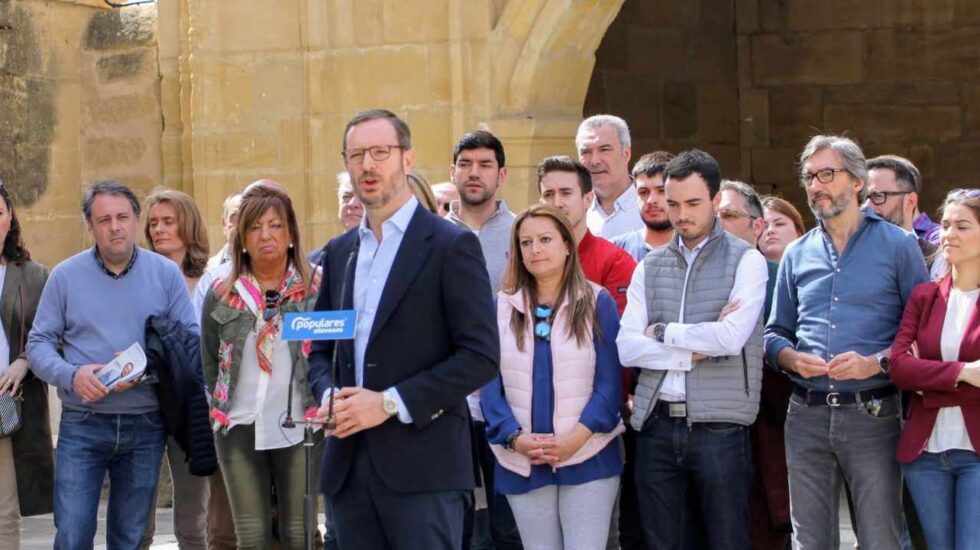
xmin=769 ymin=86 xmax=823 ymax=145
xmin=96 ymin=51 xmax=146 ymax=82
xmin=331 ymin=46 xmax=430 ymax=113
xmin=630 ymin=29 xmax=686 ymax=79
xmin=700 ymin=0 xmax=735 ymax=31
xmin=601 ymin=73 xmax=662 ymax=140
xmin=908 ymin=143 xmax=936 ymax=178
xmin=785 ymin=0 xmax=879 ymax=30
xmin=936 ymin=141 xmax=980 ymax=178
xmin=663 ymin=81 xmax=696 ymax=139
xmin=196 ymin=1 xmax=300 ymax=53
xmin=751 ymin=146 xmax=800 ymax=186
xmin=736 ymin=0 xmax=759 ymax=34
xmin=690 ymin=34 xmax=737 ymax=84
xmin=955 ymin=0 xmax=980 ymax=26
xmin=83 ymin=5 xmax=154 ymax=50
xmin=697 ymin=85 xmax=739 ymax=144
xmin=203 ymin=132 xmax=278 ymax=171
xmin=880 ymin=0 xmax=954 ymax=27
xmin=740 ymin=88 xmax=769 ymax=147
xmin=751 ymin=32 xmax=864 ymax=86
xmin=824 ymin=105 xmax=962 ymax=144
xmin=83 ymin=136 xmax=147 ymax=169
xmin=867 ymin=28 xmax=980 ymax=81
xmin=824 ymin=81 xmax=960 ymax=107
xmin=84 ymin=92 xmax=157 ymax=128
xmin=965 ymin=85 xmax=980 ymax=136
xmin=383 ymin=0 xmax=449 ymax=44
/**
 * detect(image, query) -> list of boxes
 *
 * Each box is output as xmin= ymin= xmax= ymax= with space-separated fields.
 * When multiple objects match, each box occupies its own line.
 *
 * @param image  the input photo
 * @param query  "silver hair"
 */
xmin=720 ymin=179 xmax=764 ymax=219
xmin=221 ymin=190 xmax=243 ymax=221
xmin=799 ymin=135 xmax=868 ymax=202
xmin=577 ymin=114 xmax=631 ymax=149
xmin=335 ymin=171 xmax=352 ymax=199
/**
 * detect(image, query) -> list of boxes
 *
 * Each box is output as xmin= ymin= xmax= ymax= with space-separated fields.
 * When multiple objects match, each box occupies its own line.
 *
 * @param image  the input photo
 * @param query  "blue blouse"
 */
xmin=481 ymin=291 xmax=624 ymax=495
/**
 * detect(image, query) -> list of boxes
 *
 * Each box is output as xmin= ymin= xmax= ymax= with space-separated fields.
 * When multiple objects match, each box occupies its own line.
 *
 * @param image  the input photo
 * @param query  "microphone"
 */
xmin=323 ymin=247 xmax=357 ymax=430
xmin=282 ymin=248 xmax=330 ymax=430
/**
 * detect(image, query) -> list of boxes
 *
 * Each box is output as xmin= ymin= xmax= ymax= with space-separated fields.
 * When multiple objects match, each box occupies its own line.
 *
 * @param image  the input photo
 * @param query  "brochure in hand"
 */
xmin=96 ymin=343 xmax=148 ymax=389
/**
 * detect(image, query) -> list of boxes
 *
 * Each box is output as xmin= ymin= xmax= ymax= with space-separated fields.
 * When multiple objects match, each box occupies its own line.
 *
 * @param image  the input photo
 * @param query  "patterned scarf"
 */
xmin=237 ymin=264 xmax=309 ymax=375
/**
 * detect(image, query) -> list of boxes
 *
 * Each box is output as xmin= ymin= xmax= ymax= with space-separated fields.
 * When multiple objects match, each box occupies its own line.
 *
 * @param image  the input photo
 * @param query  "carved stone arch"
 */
xmin=491 ymin=0 xmax=624 ymax=119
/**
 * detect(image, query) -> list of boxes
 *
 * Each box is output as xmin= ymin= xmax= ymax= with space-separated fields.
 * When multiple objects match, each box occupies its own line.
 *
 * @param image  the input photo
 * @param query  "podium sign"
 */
xmin=282 ymin=311 xmax=357 ymax=341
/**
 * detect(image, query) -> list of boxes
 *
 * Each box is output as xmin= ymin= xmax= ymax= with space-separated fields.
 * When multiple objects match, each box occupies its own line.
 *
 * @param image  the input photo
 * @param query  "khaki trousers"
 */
xmin=0 ymin=437 xmax=21 ymax=549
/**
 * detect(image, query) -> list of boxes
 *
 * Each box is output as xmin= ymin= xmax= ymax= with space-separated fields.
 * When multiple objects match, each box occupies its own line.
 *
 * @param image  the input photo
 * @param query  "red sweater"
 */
xmin=890 ymin=277 xmax=980 ymax=463
xmin=578 ymin=231 xmax=637 ymax=400
xmin=578 ymin=231 xmax=636 ymax=316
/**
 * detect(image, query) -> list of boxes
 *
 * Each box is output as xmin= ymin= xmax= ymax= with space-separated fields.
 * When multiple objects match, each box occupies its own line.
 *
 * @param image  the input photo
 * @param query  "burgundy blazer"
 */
xmin=890 ymin=278 xmax=980 ymax=463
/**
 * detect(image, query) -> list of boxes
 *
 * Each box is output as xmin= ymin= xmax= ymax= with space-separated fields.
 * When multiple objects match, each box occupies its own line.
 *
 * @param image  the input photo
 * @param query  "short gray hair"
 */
xmin=799 ymin=135 xmax=868 ymax=202
xmin=720 ymin=180 xmax=763 ymax=219
xmin=577 ymin=114 xmax=631 ymax=149
xmin=221 ymin=190 xmax=243 ymax=221
xmin=82 ymin=180 xmax=140 ymax=222
xmin=335 ymin=171 xmax=352 ymax=199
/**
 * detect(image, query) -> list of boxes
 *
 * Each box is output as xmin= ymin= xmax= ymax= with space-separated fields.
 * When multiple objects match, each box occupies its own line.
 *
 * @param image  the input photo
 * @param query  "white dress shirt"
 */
xmin=927 ymin=287 xmax=979 ymax=453
xmin=586 ymin=184 xmax=644 ymax=239
xmin=616 ymin=236 xmax=769 ymax=401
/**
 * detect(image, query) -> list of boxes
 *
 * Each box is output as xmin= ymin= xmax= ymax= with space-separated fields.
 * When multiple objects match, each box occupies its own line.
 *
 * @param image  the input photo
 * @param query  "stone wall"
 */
xmin=0 ymin=0 xmax=163 ymax=268
xmin=587 ymin=0 xmax=980 ymax=218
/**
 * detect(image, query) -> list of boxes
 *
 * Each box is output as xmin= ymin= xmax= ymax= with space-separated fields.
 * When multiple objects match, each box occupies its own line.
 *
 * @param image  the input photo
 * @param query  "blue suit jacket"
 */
xmin=308 ymin=205 xmax=500 ymax=495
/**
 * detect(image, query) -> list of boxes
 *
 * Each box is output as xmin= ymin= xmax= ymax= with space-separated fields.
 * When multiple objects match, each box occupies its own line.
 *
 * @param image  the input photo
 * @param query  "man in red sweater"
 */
xmin=537 ymin=155 xmax=637 ymax=315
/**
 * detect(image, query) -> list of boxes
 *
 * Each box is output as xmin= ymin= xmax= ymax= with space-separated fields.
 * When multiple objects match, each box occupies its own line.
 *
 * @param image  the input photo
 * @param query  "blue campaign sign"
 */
xmin=282 ymin=311 xmax=357 ymax=341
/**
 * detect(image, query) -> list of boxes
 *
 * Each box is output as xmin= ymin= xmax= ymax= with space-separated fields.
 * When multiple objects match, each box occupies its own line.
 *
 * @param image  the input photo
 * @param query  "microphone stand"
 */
xmin=298 ymin=247 xmax=356 ymax=550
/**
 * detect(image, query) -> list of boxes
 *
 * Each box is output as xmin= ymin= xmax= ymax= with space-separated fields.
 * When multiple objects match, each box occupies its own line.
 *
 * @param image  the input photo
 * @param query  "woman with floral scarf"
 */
xmin=201 ymin=180 xmax=321 ymax=550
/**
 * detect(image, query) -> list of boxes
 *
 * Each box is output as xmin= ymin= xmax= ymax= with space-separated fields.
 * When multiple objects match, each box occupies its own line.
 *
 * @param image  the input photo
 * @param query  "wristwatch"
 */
xmin=381 ymin=389 xmax=399 ymax=417
xmin=504 ymin=428 xmax=523 ymax=453
xmin=875 ymin=353 xmax=890 ymax=374
xmin=652 ymin=322 xmax=667 ymax=343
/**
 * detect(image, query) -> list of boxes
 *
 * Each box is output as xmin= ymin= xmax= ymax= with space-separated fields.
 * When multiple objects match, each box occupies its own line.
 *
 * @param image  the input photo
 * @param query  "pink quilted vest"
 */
xmin=491 ymin=283 xmax=625 ymax=477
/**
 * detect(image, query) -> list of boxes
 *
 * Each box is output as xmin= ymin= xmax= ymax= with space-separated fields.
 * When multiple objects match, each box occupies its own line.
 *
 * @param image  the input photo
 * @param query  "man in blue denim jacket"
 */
xmin=765 ymin=135 xmax=928 ymax=549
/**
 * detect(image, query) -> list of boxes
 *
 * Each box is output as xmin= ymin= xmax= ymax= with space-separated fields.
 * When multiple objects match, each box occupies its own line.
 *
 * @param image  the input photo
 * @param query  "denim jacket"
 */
xmin=200 ymin=269 xmax=321 ymax=433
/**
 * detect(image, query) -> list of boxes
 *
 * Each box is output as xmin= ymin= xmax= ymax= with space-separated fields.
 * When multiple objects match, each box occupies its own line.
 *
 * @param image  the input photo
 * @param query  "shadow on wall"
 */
xmin=0 ymin=2 xmax=57 ymax=208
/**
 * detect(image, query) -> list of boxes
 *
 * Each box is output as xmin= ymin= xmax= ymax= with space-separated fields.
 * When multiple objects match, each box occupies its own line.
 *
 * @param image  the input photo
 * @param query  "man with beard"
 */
xmin=617 ymin=150 xmax=767 ymax=549
xmin=612 ymin=151 xmax=675 ymax=261
xmin=866 ymin=155 xmax=939 ymax=264
xmin=445 ymin=131 xmax=523 ymax=550
xmin=765 ymin=135 xmax=928 ymax=549
xmin=309 ymin=109 xmax=500 ymax=548
xmin=578 ymin=115 xmax=645 ymax=239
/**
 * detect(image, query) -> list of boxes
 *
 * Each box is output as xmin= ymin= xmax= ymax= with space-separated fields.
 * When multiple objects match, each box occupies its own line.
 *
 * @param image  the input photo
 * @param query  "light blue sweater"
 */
xmin=27 ymin=247 xmax=198 ymax=414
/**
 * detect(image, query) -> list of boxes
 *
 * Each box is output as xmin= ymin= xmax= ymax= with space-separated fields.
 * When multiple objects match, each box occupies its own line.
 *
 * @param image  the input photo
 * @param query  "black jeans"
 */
xmin=634 ymin=416 xmax=752 ymax=550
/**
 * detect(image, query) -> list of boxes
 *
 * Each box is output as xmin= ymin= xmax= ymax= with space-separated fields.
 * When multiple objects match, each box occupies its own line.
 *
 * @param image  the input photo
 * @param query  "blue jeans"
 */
xmin=54 ymin=409 xmax=166 ymax=550
xmin=903 ymin=449 xmax=980 ymax=550
xmin=634 ymin=415 xmax=753 ymax=549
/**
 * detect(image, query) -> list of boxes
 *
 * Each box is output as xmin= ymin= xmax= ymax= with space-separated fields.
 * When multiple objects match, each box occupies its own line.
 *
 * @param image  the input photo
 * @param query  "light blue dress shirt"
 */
xmin=352 ymin=196 xmax=419 ymax=423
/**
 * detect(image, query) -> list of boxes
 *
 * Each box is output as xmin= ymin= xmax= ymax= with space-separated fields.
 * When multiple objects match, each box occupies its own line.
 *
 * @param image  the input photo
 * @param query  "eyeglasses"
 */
xmin=533 ymin=304 xmax=554 ymax=341
xmin=263 ymin=289 xmax=281 ymax=322
xmin=867 ymin=190 xmax=911 ymax=206
xmin=800 ymin=168 xmax=849 ymax=186
xmin=341 ymin=145 xmax=405 ymax=164
xmin=718 ymin=208 xmax=757 ymax=221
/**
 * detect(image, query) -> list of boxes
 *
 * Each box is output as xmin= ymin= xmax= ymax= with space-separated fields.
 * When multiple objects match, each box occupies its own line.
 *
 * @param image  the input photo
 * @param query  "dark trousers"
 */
xmin=618 ymin=426 xmax=645 ymax=550
xmin=470 ymin=421 xmax=522 ymax=550
xmin=331 ymin=438 xmax=467 ymax=550
xmin=635 ymin=415 xmax=753 ymax=550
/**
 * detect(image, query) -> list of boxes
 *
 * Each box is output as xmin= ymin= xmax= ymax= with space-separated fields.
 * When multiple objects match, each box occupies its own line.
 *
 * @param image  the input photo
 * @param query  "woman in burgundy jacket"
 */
xmin=890 ymin=188 xmax=980 ymax=550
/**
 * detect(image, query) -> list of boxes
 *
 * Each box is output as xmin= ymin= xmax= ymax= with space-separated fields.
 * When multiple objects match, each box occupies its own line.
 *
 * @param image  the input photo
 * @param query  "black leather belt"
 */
xmin=654 ymin=400 xmax=688 ymax=418
xmin=791 ymin=385 xmax=898 ymax=407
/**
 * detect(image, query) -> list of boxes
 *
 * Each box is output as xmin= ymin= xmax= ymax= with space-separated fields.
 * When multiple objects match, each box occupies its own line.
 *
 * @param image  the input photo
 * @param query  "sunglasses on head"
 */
xmin=534 ymin=304 xmax=554 ymax=341
xmin=263 ymin=289 xmax=281 ymax=321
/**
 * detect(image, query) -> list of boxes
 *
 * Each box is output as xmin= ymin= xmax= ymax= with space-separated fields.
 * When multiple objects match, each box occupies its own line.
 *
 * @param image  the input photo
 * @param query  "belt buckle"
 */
xmin=668 ymin=403 xmax=687 ymax=417
xmin=825 ymin=392 xmax=841 ymax=407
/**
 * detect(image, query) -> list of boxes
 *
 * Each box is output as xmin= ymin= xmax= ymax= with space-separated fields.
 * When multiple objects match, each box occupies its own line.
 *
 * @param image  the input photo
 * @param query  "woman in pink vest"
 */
xmin=890 ymin=189 xmax=980 ymax=549
xmin=481 ymin=204 xmax=624 ymax=549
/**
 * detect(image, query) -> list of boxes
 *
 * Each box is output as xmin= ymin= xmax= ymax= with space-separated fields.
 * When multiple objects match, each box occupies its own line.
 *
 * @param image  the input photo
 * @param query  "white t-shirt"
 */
xmin=926 ymin=287 xmax=980 ymax=453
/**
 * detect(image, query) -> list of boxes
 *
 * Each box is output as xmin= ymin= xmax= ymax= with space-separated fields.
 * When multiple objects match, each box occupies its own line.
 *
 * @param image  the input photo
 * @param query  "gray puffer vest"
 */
xmin=631 ymin=221 xmax=763 ymax=430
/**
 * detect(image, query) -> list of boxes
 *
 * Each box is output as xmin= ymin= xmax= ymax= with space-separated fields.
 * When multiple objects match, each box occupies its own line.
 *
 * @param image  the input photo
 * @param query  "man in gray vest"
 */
xmin=617 ymin=150 xmax=768 ymax=549
xmin=444 ymin=130 xmax=521 ymax=550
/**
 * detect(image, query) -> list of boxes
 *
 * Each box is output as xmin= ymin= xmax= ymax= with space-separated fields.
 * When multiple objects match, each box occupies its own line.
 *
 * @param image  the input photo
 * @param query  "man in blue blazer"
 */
xmin=309 ymin=109 xmax=500 ymax=549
